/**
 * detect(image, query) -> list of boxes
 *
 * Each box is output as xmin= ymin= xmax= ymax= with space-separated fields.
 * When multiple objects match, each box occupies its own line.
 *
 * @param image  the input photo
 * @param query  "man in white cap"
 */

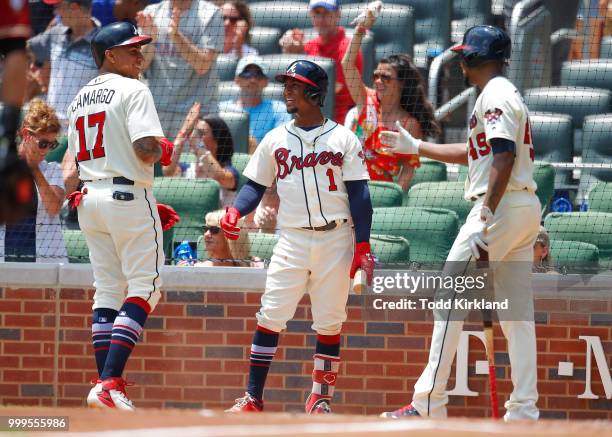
xmin=219 ymin=55 xmax=292 ymax=150
xmin=279 ymin=0 xmax=363 ymax=124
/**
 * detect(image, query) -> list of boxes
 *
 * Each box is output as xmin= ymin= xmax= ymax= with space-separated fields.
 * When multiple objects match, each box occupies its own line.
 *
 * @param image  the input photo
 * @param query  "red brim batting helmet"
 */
xmin=275 ymin=59 xmax=328 ymax=106
xmin=91 ymin=22 xmax=152 ymax=68
xmin=451 ymin=25 xmax=511 ymax=68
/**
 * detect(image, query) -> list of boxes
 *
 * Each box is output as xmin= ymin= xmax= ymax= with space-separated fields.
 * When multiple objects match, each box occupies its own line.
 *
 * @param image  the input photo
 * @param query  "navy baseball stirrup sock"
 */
xmin=306 ymin=334 xmax=341 ymax=412
xmin=247 ymin=325 xmax=279 ymax=401
xmin=100 ymin=297 xmax=151 ymax=380
xmin=92 ymin=308 xmax=119 ymax=376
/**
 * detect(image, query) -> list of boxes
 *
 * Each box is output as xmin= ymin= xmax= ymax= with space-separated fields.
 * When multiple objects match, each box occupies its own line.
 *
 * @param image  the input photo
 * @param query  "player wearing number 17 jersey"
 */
xmin=67 ymin=22 xmax=175 ymax=411
xmin=379 ymin=25 xmax=541 ymax=421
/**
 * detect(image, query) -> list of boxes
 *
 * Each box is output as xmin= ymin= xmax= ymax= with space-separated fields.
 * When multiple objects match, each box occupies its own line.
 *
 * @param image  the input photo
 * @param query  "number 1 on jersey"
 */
xmin=76 ymin=111 xmax=106 ymax=162
xmin=326 ymin=168 xmax=338 ymax=191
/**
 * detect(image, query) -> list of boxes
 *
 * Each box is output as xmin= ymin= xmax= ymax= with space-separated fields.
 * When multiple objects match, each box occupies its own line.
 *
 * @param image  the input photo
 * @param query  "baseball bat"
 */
xmin=352 ymin=269 xmax=367 ymax=295
xmin=478 ymin=247 xmax=500 ymax=419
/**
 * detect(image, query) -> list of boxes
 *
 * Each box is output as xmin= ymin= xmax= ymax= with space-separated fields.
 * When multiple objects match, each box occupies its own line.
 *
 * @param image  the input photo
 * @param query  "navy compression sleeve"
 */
xmin=490 ymin=137 xmax=516 ymax=155
xmin=345 ymin=180 xmax=373 ymax=244
xmin=233 ymin=179 xmax=267 ymax=217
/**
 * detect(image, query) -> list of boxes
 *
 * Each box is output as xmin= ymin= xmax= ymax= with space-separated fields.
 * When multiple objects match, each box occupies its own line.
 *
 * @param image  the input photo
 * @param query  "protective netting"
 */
xmin=2 ymin=0 xmax=611 ymax=274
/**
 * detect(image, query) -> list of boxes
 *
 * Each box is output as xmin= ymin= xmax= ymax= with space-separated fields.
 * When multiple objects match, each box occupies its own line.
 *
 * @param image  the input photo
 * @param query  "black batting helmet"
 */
xmin=275 ymin=60 xmax=328 ymax=106
xmin=91 ymin=22 xmax=152 ymax=69
xmin=451 ymin=25 xmax=511 ymax=68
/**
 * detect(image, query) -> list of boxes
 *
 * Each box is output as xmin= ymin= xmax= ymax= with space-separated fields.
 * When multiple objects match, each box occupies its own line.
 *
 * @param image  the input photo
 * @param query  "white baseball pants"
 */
xmin=78 ymin=179 xmax=164 ymax=312
xmin=256 ymin=222 xmax=353 ymax=335
xmin=412 ymin=190 xmax=541 ymax=421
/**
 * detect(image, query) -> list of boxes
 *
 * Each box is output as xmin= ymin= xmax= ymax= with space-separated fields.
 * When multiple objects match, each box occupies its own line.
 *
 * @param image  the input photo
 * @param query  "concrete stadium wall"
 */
xmin=0 ymin=264 xmax=610 ymax=419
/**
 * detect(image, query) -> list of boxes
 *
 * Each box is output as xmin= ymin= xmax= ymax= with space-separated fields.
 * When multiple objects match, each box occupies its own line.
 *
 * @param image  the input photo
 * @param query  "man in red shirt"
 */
xmin=280 ymin=0 xmax=363 ymax=124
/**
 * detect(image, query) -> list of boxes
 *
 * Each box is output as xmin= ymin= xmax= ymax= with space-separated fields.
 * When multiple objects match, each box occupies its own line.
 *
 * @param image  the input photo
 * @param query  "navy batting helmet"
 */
xmin=275 ymin=60 xmax=328 ymax=106
xmin=91 ymin=22 xmax=152 ymax=69
xmin=451 ymin=25 xmax=511 ymax=68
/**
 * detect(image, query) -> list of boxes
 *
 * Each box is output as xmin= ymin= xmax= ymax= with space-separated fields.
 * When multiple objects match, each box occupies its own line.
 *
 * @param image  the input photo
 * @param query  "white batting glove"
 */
xmin=379 ymin=121 xmax=422 ymax=155
xmin=468 ymin=206 xmax=494 ymax=260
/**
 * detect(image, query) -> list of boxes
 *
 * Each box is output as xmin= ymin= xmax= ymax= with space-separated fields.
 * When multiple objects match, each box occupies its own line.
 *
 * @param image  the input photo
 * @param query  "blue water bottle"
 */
xmin=551 ymin=191 xmax=572 ymax=213
xmin=173 ymin=241 xmax=196 ymax=266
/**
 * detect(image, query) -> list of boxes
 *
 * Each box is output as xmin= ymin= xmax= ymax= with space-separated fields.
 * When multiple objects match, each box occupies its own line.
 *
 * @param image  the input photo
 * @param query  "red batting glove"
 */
xmin=350 ymin=242 xmax=374 ymax=286
xmin=157 ymin=203 xmax=180 ymax=231
xmin=67 ymin=188 xmax=87 ymax=210
xmin=159 ymin=137 xmax=174 ymax=166
xmin=220 ymin=207 xmax=241 ymax=240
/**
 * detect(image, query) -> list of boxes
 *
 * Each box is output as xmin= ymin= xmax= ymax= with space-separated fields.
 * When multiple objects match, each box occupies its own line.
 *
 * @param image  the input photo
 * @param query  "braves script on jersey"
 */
xmin=464 ymin=76 xmax=537 ymax=200
xmin=243 ymin=119 xmax=369 ymax=228
xmin=67 ymin=73 xmax=164 ymax=185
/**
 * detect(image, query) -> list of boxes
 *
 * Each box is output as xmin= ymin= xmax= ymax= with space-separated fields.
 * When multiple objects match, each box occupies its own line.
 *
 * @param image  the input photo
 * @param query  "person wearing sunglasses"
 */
xmin=221 ymin=0 xmax=258 ymax=60
xmin=341 ymin=4 xmax=440 ymax=191
xmin=0 ymin=99 xmax=67 ymax=263
xmin=186 ymin=209 xmax=261 ymax=267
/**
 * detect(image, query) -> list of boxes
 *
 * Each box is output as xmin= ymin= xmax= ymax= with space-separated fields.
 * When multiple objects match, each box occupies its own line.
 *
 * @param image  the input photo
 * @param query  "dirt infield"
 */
xmin=0 ymin=407 xmax=611 ymax=437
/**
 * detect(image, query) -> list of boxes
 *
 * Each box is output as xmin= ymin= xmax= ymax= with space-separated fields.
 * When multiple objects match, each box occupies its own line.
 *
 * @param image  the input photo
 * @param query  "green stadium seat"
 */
xmin=532 ymin=161 xmax=555 ymax=211
xmin=63 ymin=229 xmax=89 ymax=263
xmin=368 ymin=181 xmax=403 ymax=208
xmin=216 ymin=54 xmax=238 ymax=81
xmin=153 ymin=178 xmax=220 ymax=242
xmin=232 ymin=152 xmax=251 ymax=190
xmin=406 ymin=158 xmax=448 ymax=187
xmin=530 ymin=112 xmax=573 ymax=186
xmin=580 ymin=114 xmax=612 ymax=186
xmin=588 ymin=182 xmax=612 ymax=213
xmin=249 ymin=232 xmax=280 ymax=260
xmin=250 ymin=2 xmax=312 ymax=33
xmin=451 ymin=0 xmax=490 ymax=42
xmin=601 ymin=36 xmax=612 ymax=58
xmin=404 ymin=181 xmax=471 ymax=225
xmin=219 ymin=111 xmax=250 ymax=154
xmin=45 ymin=135 xmax=68 ymax=163
xmin=371 ymin=206 xmax=459 ymax=263
xmin=523 ymin=86 xmax=612 ymax=155
xmin=549 ymin=239 xmax=599 ymax=273
xmin=544 ymin=211 xmax=612 ymax=270
xmin=250 ymin=26 xmax=282 ymax=55
xmin=560 ymin=60 xmax=612 ymax=91
xmin=371 ymin=234 xmax=410 ymax=263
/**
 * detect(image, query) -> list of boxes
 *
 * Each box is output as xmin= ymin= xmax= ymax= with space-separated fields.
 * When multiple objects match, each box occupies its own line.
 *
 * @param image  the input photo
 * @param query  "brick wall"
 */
xmin=0 ymin=287 xmax=610 ymax=419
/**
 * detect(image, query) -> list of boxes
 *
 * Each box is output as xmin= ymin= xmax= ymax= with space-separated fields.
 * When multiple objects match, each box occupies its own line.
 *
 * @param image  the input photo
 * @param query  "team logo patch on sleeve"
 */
xmin=484 ymin=108 xmax=504 ymax=125
xmin=469 ymin=113 xmax=477 ymax=129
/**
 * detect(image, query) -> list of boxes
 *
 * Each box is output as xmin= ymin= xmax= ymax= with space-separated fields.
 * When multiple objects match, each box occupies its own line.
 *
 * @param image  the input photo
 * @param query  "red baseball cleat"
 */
xmin=380 ymin=403 xmax=421 ymax=418
xmin=225 ymin=393 xmax=264 ymax=412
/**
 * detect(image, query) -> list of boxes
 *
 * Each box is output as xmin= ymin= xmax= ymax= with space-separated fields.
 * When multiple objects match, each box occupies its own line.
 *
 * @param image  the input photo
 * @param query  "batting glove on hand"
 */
xmin=157 ymin=203 xmax=180 ymax=231
xmin=379 ymin=121 xmax=422 ymax=156
xmin=159 ymin=138 xmax=174 ymax=166
xmin=350 ymin=242 xmax=375 ymax=286
xmin=221 ymin=207 xmax=241 ymax=240
xmin=468 ymin=206 xmax=494 ymax=260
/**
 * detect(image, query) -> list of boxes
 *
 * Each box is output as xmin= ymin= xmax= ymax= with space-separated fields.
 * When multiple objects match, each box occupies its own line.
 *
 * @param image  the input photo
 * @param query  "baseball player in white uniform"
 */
xmin=222 ymin=60 xmax=374 ymax=414
xmin=379 ymin=25 xmax=541 ymax=421
xmin=66 ymin=22 xmax=175 ymax=410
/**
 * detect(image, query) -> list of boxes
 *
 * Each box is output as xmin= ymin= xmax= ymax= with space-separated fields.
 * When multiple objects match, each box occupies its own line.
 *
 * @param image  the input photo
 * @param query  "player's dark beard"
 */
xmin=463 ymin=71 xmax=471 ymax=87
xmin=287 ymin=106 xmax=298 ymax=114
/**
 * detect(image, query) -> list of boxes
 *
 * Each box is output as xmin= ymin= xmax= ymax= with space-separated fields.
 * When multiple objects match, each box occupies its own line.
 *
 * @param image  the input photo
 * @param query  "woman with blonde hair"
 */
xmin=192 ymin=209 xmax=262 ymax=267
xmin=0 ymin=99 xmax=67 ymax=262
